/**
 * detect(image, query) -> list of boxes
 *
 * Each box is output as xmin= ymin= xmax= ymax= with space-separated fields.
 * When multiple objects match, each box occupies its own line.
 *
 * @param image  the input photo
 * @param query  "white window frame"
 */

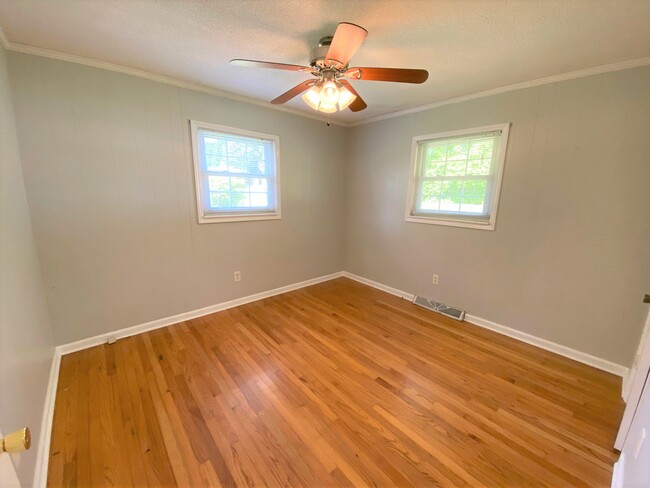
xmin=190 ymin=120 xmax=281 ymax=224
xmin=405 ymin=123 xmax=510 ymax=231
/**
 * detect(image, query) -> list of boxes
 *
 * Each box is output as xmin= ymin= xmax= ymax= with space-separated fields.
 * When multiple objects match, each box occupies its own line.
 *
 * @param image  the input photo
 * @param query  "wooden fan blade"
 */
xmin=231 ymin=59 xmax=313 ymax=72
xmin=338 ymin=79 xmax=367 ymax=112
xmin=271 ymin=80 xmax=317 ymax=104
xmin=346 ymin=67 xmax=429 ymax=84
xmin=325 ymin=22 xmax=368 ymax=68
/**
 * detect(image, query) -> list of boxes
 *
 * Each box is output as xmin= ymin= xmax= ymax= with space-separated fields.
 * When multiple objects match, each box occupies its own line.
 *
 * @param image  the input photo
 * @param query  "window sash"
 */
xmin=201 ymin=184 xmax=278 ymax=215
xmin=196 ymin=128 xmax=278 ymax=216
xmin=411 ymin=131 xmax=501 ymax=219
xmin=413 ymin=176 xmax=494 ymax=217
xmin=201 ymin=172 xmax=277 ymax=213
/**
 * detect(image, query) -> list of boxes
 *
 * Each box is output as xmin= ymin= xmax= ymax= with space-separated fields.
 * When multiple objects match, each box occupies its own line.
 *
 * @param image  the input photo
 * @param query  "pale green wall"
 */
xmin=8 ymin=52 xmax=348 ymax=345
xmin=345 ymin=66 xmax=650 ymax=366
xmin=7 ymin=51 xmax=650 ymax=368
xmin=0 ymin=45 xmax=55 ymax=487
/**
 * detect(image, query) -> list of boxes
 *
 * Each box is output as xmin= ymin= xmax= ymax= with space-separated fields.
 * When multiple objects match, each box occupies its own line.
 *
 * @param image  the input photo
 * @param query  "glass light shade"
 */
xmin=301 ymin=85 xmax=321 ymax=111
xmin=337 ymin=86 xmax=356 ymax=110
xmin=318 ymin=101 xmax=337 ymax=113
xmin=301 ymin=80 xmax=358 ymax=113
xmin=320 ymin=81 xmax=340 ymax=105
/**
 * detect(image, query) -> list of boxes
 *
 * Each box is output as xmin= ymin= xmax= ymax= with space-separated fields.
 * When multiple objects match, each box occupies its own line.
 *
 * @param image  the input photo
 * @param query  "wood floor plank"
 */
xmin=48 ymin=277 xmax=624 ymax=487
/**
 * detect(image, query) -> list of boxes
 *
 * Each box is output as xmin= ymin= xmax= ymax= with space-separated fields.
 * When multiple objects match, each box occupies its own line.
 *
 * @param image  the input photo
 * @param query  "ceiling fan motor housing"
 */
xmin=310 ymin=36 xmax=345 ymax=69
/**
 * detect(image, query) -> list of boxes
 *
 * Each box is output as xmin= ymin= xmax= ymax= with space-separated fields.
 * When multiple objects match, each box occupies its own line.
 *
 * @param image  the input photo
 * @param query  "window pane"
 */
xmin=204 ymin=137 xmax=227 ymax=156
xmin=250 ymin=178 xmax=268 ymax=193
xmin=466 ymin=159 xmax=492 ymax=176
xmin=250 ymin=193 xmax=269 ymax=207
xmin=440 ymin=180 xmax=462 ymax=212
xmin=230 ymin=176 xmax=249 ymax=192
xmin=469 ymin=139 xmax=494 ymax=159
xmin=209 ymin=192 xmax=230 ymax=208
xmin=424 ymin=161 xmax=446 ymax=177
xmin=425 ymin=145 xmax=447 ymax=162
xmin=445 ymin=160 xmax=466 ymax=176
xmin=246 ymin=143 xmax=265 ymax=160
xmin=247 ymin=160 xmax=266 ymax=175
xmin=226 ymin=140 xmax=246 ymax=158
xmin=446 ymin=143 xmax=469 ymax=161
xmin=230 ymin=193 xmax=250 ymax=208
xmin=460 ymin=179 xmax=488 ymax=214
xmin=420 ymin=180 xmax=441 ymax=210
xmin=205 ymin=154 xmax=227 ymax=172
xmin=228 ymin=157 xmax=265 ymax=175
xmin=228 ymin=157 xmax=251 ymax=174
xmin=208 ymin=175 xmax=230 ymax=192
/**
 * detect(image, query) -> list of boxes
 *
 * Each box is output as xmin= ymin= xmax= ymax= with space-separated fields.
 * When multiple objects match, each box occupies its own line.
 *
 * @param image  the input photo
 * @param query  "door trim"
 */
xmin=615 ymin=309 xmax=650 ymax=450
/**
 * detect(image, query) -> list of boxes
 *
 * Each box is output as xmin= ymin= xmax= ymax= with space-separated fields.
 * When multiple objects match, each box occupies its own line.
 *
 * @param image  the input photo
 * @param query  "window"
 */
xmin=191 ymin=121 xmax=281 ymax=223
xmin=405 ymin=123 xmax=510 ymax=230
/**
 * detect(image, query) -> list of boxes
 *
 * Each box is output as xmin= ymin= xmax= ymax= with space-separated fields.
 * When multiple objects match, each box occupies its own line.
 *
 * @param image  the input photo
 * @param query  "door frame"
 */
xmin=616 ymin=308 xmax=650 ymax=450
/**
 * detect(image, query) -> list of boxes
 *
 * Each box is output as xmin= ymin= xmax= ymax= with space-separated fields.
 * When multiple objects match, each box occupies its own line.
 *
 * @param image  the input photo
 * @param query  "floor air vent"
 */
xmin=413 ymin=296 xmax=466 ymax=321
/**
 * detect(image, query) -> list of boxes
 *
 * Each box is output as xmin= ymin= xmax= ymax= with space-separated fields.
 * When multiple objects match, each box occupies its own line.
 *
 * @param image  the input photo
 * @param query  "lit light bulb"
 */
xmin=337 ymin=86 xmax=357 ymax=110
xmin=320 ymin=81 xmax=340 ymax=105
xmin=301 ymin=85 xmax=321 ymax=111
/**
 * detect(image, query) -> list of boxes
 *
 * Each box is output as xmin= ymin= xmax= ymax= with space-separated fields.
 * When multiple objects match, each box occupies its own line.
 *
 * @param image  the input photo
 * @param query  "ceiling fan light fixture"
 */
xmin=301 ymin=80 xmax=357 ymax=113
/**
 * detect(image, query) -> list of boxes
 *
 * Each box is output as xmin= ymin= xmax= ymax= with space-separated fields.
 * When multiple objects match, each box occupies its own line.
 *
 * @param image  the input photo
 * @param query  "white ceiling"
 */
xmin=0 ymin=0 xmax=649 ymax=123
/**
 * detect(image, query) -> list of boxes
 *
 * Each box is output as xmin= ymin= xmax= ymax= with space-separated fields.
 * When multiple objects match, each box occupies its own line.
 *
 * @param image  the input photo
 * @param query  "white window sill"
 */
xmin=405 ymin=215 xmax=495 ymax=231
xmin=199 ymin=212 xmax=281 ymax=224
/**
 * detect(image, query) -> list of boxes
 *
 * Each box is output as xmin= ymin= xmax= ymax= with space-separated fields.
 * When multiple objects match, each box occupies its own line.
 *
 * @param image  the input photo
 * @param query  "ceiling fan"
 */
xmin=230 ymin=22 xmax=429 ymax=114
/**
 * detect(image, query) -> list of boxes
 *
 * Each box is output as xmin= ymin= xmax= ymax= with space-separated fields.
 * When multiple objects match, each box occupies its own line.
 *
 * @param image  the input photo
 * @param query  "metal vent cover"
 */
xmin=413 ymin=296 xmax=466 ymax=321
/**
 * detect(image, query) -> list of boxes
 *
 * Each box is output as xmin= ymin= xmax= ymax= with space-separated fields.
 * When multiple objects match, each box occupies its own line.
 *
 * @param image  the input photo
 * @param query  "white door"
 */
xmin=612 ymin=371 xmax=650 ymax=487
xmin=0 ymin=428 xmax=22 ymax=488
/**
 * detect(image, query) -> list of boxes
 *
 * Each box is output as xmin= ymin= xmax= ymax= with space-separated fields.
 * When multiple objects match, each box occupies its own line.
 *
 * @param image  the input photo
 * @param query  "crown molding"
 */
xmin=4 ymin=40 xmax=351 ymax=127
xmin=2 ymin=34 xmax=649 ymax=128
xmin=350 ymin=57 xmax=650 ymax=127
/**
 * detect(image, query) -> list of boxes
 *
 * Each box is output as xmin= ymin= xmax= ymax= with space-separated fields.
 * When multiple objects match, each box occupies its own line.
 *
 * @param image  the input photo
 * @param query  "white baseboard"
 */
xmin=55 ymin=269 xmax=628 ymax=381
xmin=620 ymin=371 xmax=630 ymax=401
xmin=464 ymin=314 xmax=628 ymax=378
xmin=33 ymin=348 xmax=62 ymax=488
xmin=343 ymin=272 xmax=628 ymax=379
xmin=57 ymin=271 xmax=344 ymax=356
xmin=342 ymin=272 xmax=416 ymax=301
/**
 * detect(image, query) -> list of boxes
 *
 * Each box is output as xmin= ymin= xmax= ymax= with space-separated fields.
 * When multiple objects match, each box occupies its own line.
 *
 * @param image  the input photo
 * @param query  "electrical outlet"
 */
xmin=432 ymin=274 xmax=439 ymax=285
xmin=234 ymin=271 xmax=241 ymax=282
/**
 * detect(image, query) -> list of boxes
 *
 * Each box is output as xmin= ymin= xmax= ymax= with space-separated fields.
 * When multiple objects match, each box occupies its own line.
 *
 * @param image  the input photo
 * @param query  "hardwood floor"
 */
xmin=48 ymin=277 xmax=624 ymax=487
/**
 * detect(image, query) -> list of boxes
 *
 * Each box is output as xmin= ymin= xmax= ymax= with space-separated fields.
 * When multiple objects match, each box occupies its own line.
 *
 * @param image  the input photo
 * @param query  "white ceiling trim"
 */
xmin=1 ymin=26 xmax=649 ymax=128
xmin=350 ymin=57 xmax=650 ymax=127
